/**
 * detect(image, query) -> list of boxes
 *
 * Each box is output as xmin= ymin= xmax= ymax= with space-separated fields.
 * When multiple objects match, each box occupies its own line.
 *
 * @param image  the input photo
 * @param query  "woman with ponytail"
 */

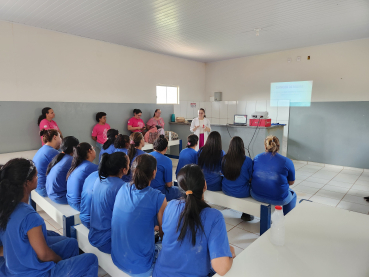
xmin=113 ymin=134 xmax=130 ymax=154
xmin=98 ymin=129 xmax=119 ymax=161
xmin=251 ymin=136 xmax=296 ymax=215
xmin=153 ymin=164 xmax=235 ymax=277
xmin=123 ymin=132 xmax=146 ymax=182
xmin=38 ymin=107 xmax=62 ymax=145
xmin=0 ymin=158 xmax=98 ymax=276
xmin=33 ymin=129 xmax=62 ymax=197
xmin=112 ymin=154 xmax=167 ymax=276
xmin=45 ymin=136 xmax=79 ymax=204
xmin=149 ymin=135 xmax=182 ymax=201
xmin=88 ymin=152 xmax=129 ymax=254
xmin=66 ymin=143 xmax=98 ymax=211
xmin=175 ymin=134 xmax=198 ymax=177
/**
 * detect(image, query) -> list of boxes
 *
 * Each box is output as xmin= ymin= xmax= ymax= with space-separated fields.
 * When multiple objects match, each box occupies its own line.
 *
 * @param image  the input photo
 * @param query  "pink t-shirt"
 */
xmin=39 ymin=119 xmax=59 ymax=145
xmin=92 ymin=123 xmax=111 ymax=144
xmin=128 ymin=117 xmax=145 ymax=133
xmin=146 ymin=117 xmax=165 ymax=129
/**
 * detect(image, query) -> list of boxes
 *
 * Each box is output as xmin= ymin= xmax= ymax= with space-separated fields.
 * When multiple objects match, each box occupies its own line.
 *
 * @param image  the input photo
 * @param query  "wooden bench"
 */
xmin=30 ymin=191 xmax=81 ymax=237
xmin=142 ymin=139 xmax=182 ymax=159
xmin=204 ymin=190 xmax=271 ymax=235
xmin=71 ymin=224 xmax=129 ymax=277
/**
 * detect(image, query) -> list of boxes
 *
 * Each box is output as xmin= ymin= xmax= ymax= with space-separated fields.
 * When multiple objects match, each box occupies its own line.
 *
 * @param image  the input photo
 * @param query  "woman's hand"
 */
xmin=204 ymin=126 xmax=211 ymax=132
xmin=193 ymin=125 xmax=200 ymax=131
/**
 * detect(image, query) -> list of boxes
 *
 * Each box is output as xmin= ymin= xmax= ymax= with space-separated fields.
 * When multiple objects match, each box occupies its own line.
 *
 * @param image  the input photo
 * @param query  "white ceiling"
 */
xmin=0 ymin=0 xmax=368 ymax=62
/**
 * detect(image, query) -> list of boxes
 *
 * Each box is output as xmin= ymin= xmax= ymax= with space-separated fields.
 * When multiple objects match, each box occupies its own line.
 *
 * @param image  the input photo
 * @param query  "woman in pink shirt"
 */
xmin=38 ymin=107 xmax=63 ymax=145
xmin=146 ymin=109 xmax=165 ymax=135
xmin=91 ymin=112 xmax=111 ymax=150
xmin=127 ymin=109 xmax=146 ymax=133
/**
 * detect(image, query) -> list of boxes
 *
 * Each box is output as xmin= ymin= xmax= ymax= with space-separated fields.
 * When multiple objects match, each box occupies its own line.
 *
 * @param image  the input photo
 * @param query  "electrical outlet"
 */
xmin=296 ymin=56 xmax=301 ymax=62
xmin=287 ymin=57 xmax=291 ymax=63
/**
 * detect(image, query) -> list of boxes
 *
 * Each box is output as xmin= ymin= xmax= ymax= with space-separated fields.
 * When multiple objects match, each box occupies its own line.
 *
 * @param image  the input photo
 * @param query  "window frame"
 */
xmin=156 ymin=85 xmax=179 ymax=104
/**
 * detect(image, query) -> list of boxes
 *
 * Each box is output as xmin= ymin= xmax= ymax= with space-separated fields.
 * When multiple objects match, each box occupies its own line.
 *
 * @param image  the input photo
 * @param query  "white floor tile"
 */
xmin=304 ymin=177 xmax=329 ymax=185
xmin=38 ymin=210 xmax=51 ymax=221
xmin=46 ymin=218 xmax=62 ymax=229
xmin=226 ymin=223 xmax=235 ymax=232
xmin=358 ymin=175 xmax=369 ymax=182
xmin=301 ymin=165 xmax=324 ymax=171
xmin=351 ymin=184 xmax=369 ymax=192
xmin=322 ymin=185 xmax=350 ymax=194
xmin=342 ymin=167 xmax=363 ymax=173
xmin=98 ymin=267 xmax=108 ymax=277
xmin=297 ymin=166 xmax=321 ymax=173
xmin=315 ymin=189 xmax=345 ymax=200
xmin=220 ymin=209 xmax=243 ymax=226
xmin=342 ymin=194 xmax=369 ymax=206
xmin=294 ymin=179 xmax=304 ymax=185
xmin=323 ymin=165 xmax=343 ymax=171
xmin=45 ymin=221 xmax=56 ymax=231
xmin=332 ymin=174 xmax=359 ymax=183
xmin=230 ymin=244 xmax=244 ymax=256
xmin=326 ymin=180 xmax=354 ymax=188
xmin=337 ymin=201 xmax=369 ymax=214
xmin=309 ymin=195 xmax=340 ymax=207
xmin=295 ymin=172 xmax=313 ymax=179
xmin=227 ymin=227 xmax=259 ymax=249
xmin=295 ymin=191 xmax=313 ymax=199
xmin=293 ymin=161 xmax=307 ymax=165
xmin=293 ymin=185 xmax=320 ymax=194
xmin=355 ymin=180 xmax=369 ymax=187
xmin=236 ymin=218 xmax=261 ymax=235
xmin=307 ymin=162 xmax=325 ymax=167
xmin=298 ymin=181 xmax=325 ymax=189
xmin=311 ymin=171 xmax=338 ymax=180
xmin=346 ymin=189 xmax=369 ymax=198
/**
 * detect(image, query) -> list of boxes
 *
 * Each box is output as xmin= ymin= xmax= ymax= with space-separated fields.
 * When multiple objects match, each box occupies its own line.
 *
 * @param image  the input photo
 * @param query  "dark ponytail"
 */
xmin=40 ymin=129 xmax=59 ymax=144
xmin=0 ymin=159 xmax=37 ymax=230
xmin=103 ymin=129 xmax=119 ymax=150
xmin=176 ymin=164 xmax=209 ymax=246
xmin=46 ymin=136 xmax=79 ymax=175
xmin=128 ymin=132 xmax=143 ymax=162
xmin=114 ymin=134 xmax=130 ymax=149
xmin=66 ymin=143 xmax=92 ymax=179
xmin=98 ymin=152 xmax=128 ymax=181
xmin=131 ymin=154 xmax=156 ymax=190
xmin=37 ymin=107 xmax=52 ymax=126
xmin=198 ymin=131 xmax=222 ymax=171
xmin=153 ymin=135 xmax=168 ymax=152
xmin=186 ymin=134 xmax=198 ymax=148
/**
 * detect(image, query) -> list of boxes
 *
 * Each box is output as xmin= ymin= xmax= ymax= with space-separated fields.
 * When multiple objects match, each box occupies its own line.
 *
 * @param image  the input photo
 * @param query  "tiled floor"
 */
xmin=37 ymin=159 xmax=369 ymax=277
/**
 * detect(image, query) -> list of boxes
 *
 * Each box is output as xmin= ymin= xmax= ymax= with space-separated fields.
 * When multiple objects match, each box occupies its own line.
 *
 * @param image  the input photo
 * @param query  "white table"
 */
xmin=217 ymin=201 xmax=369 ymax=277
xmin=0 ymin=150 xmax=38 ymax=164
xmin=142 ymin=139 xmax=182 ymax=159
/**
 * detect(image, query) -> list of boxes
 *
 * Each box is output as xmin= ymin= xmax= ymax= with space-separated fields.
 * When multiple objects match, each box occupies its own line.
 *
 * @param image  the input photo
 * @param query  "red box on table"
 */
xmin=249 ymin=118 xmax=271 ymax=127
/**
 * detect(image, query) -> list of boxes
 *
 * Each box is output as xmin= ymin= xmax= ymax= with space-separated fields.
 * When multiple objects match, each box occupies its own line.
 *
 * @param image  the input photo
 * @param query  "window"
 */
xmin=156 ymin=86 xmax=179 ymax=104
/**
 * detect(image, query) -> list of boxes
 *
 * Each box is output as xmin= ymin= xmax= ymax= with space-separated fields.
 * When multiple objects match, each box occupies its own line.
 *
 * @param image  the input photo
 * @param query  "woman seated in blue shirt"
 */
xmin=114 ymin=134 xmax=130 ymax=154
xmin=111 ymin=154 xmax=167 ymax=277
xmin=98 ymin=128 xmax=119 ymax=162
xmin=89 ymin=152 xmax=129 ymax=254
xmin=33 ymin=129 xmax=62 ymax=197
xmin=175 ymin=134 xmax=198 ymax=178
xmin=123 ymin=132 xmax=146 ymax=182
xmin=79 ymin=171 xmax=99 ymax=229
xmin=153 ymin=164 xmax=235 ymax=277
xmin=251 ymin=136 xmax=296 ymax=215
xmin=66 ymin=143 xmax=98 ymax=211
xmin=149 ymin=135 xmax=183 ymax=201
xmin=0 ymin=158 xmax=98 ymax=276
xmin=197 ymin=131 xmax=225 ymax=191
xmin=45 ymin=136 xmax=79 ymax=204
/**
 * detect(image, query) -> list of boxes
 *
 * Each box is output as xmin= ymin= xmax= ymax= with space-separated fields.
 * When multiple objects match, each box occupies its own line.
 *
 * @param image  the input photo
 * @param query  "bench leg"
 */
xmin=260 ymin=205 xmax=271 ymax=235
xmin=30 ymin=197 xmax=37 ymax=211
xmin=63 ymin=215 xmax=75 ymax=237
xmin=70 ymin=225 xmax=77 ymax=239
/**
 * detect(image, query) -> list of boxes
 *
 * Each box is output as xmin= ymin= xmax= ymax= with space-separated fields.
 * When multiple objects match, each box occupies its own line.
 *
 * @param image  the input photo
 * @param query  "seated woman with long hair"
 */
xmin=98 ymin=129 xmax=119 ymax=162
xmin=175 ymin=134 xmax=198 ymax=178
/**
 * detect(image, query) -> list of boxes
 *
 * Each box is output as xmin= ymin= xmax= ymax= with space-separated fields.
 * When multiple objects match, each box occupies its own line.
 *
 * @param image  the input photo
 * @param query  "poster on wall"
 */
xmin=190 ymin=103 xmax=196 ymax=108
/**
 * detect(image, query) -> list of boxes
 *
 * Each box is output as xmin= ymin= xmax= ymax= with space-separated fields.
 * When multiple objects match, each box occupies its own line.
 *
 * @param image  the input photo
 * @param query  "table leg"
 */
xmin=260 ymin=205 xmax=271 ymax=235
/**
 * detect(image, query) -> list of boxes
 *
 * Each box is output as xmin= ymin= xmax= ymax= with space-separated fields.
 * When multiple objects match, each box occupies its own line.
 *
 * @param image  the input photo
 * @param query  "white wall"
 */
xmin=0 ymin=21 xmax=206 ymax=103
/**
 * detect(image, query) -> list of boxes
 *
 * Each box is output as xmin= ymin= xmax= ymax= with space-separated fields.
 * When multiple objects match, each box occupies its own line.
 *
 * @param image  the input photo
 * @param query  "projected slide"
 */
xmin=270 ymin=81 xmax=313 ymax=107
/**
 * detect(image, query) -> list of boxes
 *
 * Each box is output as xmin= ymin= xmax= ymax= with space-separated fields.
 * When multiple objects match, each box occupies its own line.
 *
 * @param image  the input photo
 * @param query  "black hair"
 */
xmin=114 ymin=134 xmax=130 ymax=149
xmin=96 ymin=112 xmax=107 ymax=123
xmin=102 ymin=129 xmax=119 ymax=150
xmin=187 ymin=134 xmax=198 ymax=148
xmin=39 ymin=129 xmax=59 ymax=144
xmin=222 ymin=136 xmax=246 ymax=181
xmin=198 ymin=131 xmax=223 ymax=171
xmin=128 ymin=132 xmax=143 ymax=163
xmin=46 ymin=136 xmax=79 ymax=175
xmin=199 ymin=108 xmax=206 ymax=118
xmin=133 ymin=109 xmax=142 ymax=115
xmin=37 ymin=107 xmax=52 ymax=126
xmin=153 ymin=109 xmax=160 ymax=117
xmin=66 ymin=143 xmax=93 ymax=179
xmin=131 ymin=154 xmax=157 ymax=190
xmin=98 ymin=152 xmax=128 ymax=181
xmin=176 ymin=164 xmax=209 ymax=246
xmin=153 ymin=135 xmax=168 ymax=152
xmin=0 ymin=158 xmax=37 ymax=230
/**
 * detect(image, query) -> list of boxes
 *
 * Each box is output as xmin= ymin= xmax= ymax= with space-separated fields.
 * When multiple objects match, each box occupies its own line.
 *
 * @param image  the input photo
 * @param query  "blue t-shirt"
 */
xmin=88 ymin=177 xmax=125 ymax=249
xmin=114 ymin=148 xmax=128 ymax=154
xmin=111 ymin=184 xmax=165 ymax=275
xmin=198 ymin=149 xmax=225 ymax=191
xmin=251 ymin=152 xmax=295 ymax=201
xmin=149 ymin=151 xmax=172 ymax=193
xmin=80 ymin=171 xmax=99 ymax=229
xmin=33 ymin=145 xmax=59 ymax=192
xmin=45 ymin=154 xmax=73 ymax=203
xmin=221 ymin=156 xmax=253 ymax=198
xmin=175 ymin=148 xmax=198 ymax=177
xmin=0 ymin=203 xmax=54 ymax=277
xmin=153 ymin=200 xmax=232 ymax=277
xmin=66 ymin=160 xmax=98 ymax=211
xmin=122 ymin=149 xmax=146 ymax=182
xmin=99 ymin=144 xmax=116 ymax=161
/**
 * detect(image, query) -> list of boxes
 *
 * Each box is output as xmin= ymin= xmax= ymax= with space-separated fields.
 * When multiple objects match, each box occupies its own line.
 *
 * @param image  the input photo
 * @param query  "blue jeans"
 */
xmin=127 ymin=242 xmax=162 ymax=277
xmin=95 ymin=142 xmax=103 ymax=150
xmin=251 ymin=189 xmax=297 ymax=215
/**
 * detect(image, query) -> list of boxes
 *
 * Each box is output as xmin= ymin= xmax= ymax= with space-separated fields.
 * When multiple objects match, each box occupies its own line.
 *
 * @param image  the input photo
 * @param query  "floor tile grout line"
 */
xmin=309 ymin=168 xmax=342 ymax=202
xmin=335 ymin=171 xmax=365 ymax=208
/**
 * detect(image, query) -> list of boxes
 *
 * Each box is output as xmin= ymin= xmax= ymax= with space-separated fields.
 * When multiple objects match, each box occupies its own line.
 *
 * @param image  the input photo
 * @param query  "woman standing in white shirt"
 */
xmin=190 ymin=108 xmax=211 ymax=151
